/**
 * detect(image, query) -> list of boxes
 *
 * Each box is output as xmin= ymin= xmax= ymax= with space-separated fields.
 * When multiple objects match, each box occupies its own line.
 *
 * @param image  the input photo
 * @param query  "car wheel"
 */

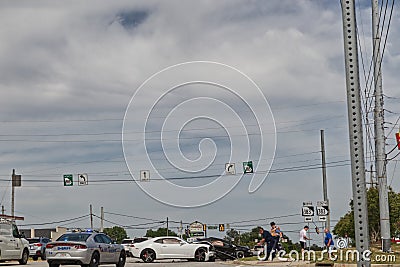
xmin=116 ymin=250 xmax=126 ymax=267
xmin=236 ymin=251 xmax=245 ymax=259
xmin=32 ymin=256 xmax=38 ymax=261
xmin=140 ymin=249 xmax=156 ymax=263
xmin=19 ymin=249 xmax=29 ymax=265
xmin=89 ymin=252 xmax=100 ymax=267
xmin=194 ymin=248 xmax=207 ymax=262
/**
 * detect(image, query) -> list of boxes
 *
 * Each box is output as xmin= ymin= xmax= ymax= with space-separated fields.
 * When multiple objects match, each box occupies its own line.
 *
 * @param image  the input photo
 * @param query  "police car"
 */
xmin=0 ymin=219 xmax=29 ymax=264
xmin=46 ymin=230 xmax=126 ymax=267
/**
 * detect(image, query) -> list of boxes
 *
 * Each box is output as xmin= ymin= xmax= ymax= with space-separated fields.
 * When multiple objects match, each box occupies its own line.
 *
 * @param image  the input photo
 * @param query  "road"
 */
xmin=11 ymin=258 xmax=237 ymax=267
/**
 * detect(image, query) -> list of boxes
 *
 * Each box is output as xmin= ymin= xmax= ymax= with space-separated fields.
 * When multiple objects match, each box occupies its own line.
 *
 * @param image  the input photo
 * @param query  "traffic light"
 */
xmin=219 ymin=224 xmax=225 ymax=232
xmin=203 ymin=224 xmax=207 ymax=231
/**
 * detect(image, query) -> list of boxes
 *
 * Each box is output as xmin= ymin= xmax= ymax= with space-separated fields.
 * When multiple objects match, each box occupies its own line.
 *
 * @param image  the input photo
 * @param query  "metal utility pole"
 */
xmin=11 ymin=169 xmax=15 ymax=219
xmin=372 ymin=0 xmax=391 ymax=253
xmin=166 ymin=217 xmax=169 ymax=236
xmin=340 ymin=1 xmax=370 ymax=267
xmin=320 ymin=130 xmax=330 ymax=231
xmin=100 ymin=207 xmax=104 ymax=232
xmin=90 ymin=204 xmax=93 ymax=229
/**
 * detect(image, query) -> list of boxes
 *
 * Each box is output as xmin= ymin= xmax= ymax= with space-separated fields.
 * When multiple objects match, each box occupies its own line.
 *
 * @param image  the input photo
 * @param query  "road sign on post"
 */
xmin=301 ymin=206 xmax=314 ymax=216
xmin=316 ymin=201 xmax=329 ymax=216
xmin=63 ymin=174 xmax=73 ymax=186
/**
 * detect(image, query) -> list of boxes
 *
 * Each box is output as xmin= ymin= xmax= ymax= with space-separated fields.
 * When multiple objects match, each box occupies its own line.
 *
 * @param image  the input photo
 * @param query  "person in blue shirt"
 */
xmin=324 ymin=228 xmax=334 ymax=252
xmin=258 ymin=227 xmax=275 ymax=261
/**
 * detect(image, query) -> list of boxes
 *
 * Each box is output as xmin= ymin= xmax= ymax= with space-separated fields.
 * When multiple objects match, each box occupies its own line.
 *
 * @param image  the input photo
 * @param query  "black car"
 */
xmin=196 ymin=237 xmax=252 ymax=260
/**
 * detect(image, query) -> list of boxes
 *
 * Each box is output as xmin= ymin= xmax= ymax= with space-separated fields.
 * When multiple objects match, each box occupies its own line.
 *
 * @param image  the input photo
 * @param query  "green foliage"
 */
xmin=103 ymin=226 xmax=128 ymax=244
xmin=145 ymin=228 xmax=177 ymax=238
xmin=333 ymin=187 xmax=400 ymax=242
xmin=224 ymin=229 xmax=240 ymax=245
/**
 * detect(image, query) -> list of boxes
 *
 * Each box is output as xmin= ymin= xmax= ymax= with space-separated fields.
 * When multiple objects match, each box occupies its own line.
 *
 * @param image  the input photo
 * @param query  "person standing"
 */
xmin=324 ymin=228 xmax=334 ymax=252
xmin=270 ymin=222 xmax=281 ymax=252
xmin=299 ymin=225 xmax=310 ymax=253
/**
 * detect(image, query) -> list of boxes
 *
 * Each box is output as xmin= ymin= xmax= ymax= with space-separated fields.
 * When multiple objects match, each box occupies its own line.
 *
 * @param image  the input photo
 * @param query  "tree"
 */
xmin=224 ymin=229 xmax=240 ymax=245
xmin=145 ymin=228 xmax=177 ymax=238
xmin=333 ymin=187 xmax=400 ymax=242
xmin=103 ymin=226 xmax=127 ymax=244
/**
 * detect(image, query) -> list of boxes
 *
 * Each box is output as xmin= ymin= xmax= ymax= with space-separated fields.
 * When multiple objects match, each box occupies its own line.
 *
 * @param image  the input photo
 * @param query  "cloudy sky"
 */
xmin=0 ymin=0 xmax=399 ymax=244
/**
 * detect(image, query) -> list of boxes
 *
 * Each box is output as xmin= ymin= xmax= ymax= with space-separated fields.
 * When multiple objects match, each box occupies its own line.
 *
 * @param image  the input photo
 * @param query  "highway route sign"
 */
xmin=302 ymin=206 xmax=314 ymax=216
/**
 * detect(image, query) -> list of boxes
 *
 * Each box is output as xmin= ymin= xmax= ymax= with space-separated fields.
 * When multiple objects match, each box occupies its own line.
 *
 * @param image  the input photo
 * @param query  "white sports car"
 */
xmin=130 ymin=236 xmax=215 ymax=263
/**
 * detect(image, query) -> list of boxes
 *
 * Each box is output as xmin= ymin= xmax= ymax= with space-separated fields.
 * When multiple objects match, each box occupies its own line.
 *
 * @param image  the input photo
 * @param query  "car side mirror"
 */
xmin=180 ymin=242 xmax=185 ymax=246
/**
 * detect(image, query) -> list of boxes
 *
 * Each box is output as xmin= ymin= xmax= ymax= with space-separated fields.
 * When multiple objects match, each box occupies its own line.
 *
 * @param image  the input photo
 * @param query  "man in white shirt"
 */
xmin=299 ymin=225 xmax=310 ymax=253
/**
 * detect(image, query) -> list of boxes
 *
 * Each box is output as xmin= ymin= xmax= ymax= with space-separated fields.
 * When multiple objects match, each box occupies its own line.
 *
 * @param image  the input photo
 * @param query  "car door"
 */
xmin=101 ymin=234 xmax=120 ymax=263
xmin=3 ymin=223 xmax=22 ymax=259
xmin=160 ymin=237 xmax=190 ymax=259
xmin=94 ymin=234 xmax=112 ymax=263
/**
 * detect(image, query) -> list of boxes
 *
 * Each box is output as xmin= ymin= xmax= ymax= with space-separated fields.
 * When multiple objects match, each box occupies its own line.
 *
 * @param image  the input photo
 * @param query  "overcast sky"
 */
xmin=0 ymin=0 xmax=399 ymax=245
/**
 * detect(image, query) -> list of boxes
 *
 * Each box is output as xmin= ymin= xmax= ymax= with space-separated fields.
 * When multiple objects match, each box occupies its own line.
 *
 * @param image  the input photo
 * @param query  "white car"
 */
xmin=130 ymin=236 xmax=215 ymax=263
xmin=0 ymin=219 xmax=29 ymax=264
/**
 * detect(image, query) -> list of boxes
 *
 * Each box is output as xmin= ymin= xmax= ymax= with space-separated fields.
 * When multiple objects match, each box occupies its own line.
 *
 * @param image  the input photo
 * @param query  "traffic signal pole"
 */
xmin=340 ymin=1 xmax=370 ymax=267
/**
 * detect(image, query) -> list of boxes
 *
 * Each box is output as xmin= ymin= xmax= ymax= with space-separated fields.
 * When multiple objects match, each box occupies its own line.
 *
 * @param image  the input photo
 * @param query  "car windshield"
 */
xmin=27 ymin=238 xmax=40 ymax=244
xmin=57 ymin=233 xmax=91 ymax=242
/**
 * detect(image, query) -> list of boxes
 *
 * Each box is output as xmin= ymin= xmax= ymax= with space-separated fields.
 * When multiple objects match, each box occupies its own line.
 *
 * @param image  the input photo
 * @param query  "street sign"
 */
xmin=140 ymin=170 xmax=150 ymax=181
xmin=225 ymin=163 xmax=236 ymax=175
xmin=243 ymin=161 xmax=253 ymax=174
xmin=78 ymin=173 xmax=88 ymax=185
xmin=12 ymin=175 xmax=21 ymax=187
xmin=63 ymin=174 xmax=73 ymax=186
xmin=303 ymin=201 xmax=313 ymax=206
xmin=317 ymin=200 xmax=328 ymax=206
xmin=319 ymin=216 xmax=327 ymax=222
xmin=219 ymin=224 xmax=225 ymax=232
xmin=189 ymin=222 xmax=204 ymax=232
xmin=302 ymin=206 xmax=314 ymax=216
xmin=304 ymin=217 xmax=313 ymax=222
xmin=207 ymin=225 xmax=218 ymax=230
xmin=316 ymin=205 xmax=329 ymax=216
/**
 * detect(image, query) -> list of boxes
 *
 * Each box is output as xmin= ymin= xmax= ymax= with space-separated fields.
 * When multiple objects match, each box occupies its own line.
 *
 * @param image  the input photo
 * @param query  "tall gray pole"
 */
xmin=340 ymin=1 xmax=370 ymax=267
xmin=320 ymin=130 xmax=330 ymax=231
xmin=100 ymin=207 xmax=104 ymax=232
xmin=166 ymin=217 xmax=169 ymax=236
xmin=90 ymin=204 xmax=93 ymax=229
xmin=371 ymin=0 xmax=391 ymax=252
xmin=11 ymin=169 xmax=15 ymax=219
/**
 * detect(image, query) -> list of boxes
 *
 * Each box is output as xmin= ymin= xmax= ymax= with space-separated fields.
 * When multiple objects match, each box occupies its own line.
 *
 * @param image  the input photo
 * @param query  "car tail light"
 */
xmin=35 ymin=243 xmax=42 ymax=247
xmin=46 ymin=244 xmax=54 ymax=249
xmin=74 ymin=244 xmax=87 ymax=249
